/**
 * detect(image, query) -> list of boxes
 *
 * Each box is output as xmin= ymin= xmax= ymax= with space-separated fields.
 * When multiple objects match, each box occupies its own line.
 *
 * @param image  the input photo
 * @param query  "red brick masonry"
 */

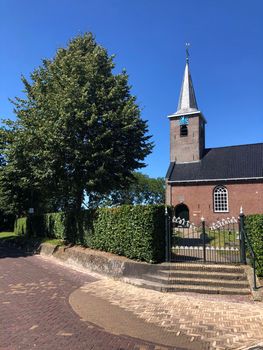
xmin=167 ymin=182 xmax=263 ymax=224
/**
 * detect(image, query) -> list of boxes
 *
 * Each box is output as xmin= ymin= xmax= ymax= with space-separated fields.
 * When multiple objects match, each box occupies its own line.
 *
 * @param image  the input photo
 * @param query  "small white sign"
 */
xmin=28 ymin=208 xmax=34 ymax=214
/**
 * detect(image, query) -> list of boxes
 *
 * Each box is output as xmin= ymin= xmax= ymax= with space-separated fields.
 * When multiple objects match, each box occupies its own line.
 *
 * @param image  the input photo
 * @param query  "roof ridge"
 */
xmin=205 ymin=142 xmax=263 ymax=151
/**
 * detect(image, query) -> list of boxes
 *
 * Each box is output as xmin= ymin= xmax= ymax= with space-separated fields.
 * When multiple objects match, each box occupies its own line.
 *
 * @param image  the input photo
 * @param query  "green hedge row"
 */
xmin=245 ymin=214 xmax=263 ymax=276
xmin=14 ymin=205 xmax=166 ymax=263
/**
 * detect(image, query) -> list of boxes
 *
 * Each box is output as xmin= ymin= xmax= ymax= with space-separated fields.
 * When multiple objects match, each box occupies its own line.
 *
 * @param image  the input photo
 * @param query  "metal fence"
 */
xmin=165 ymin=210 xmax=242 ymax=264
xmin=164 ymin=208 xmax=258 ymax=289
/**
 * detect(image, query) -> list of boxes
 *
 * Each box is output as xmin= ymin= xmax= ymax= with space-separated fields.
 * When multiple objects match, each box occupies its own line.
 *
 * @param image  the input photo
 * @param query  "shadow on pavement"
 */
xmin=0 ymin=241 xmax=38 ymax=259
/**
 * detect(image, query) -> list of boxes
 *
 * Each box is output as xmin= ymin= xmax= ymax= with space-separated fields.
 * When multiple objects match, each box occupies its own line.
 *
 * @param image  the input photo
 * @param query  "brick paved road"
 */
xmin=0 ymin=246 xmax=183 ymax=350
xmin=76 ymin=280 xmax=263 ymax=350
xmin=1 ymin=246 xmax=263 ymax=350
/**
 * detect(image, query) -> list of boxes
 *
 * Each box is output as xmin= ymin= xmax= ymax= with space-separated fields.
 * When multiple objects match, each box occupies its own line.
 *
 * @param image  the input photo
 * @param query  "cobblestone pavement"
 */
xmin=77 ymin=280 xmax=263 ymax=350
xmin=0 ymin=247 xmax=184 ymax=350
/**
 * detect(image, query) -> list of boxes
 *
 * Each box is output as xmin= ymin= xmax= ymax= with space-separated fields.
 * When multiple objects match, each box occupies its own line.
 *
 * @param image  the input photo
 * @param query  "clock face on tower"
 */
xmin=179 ymin=116 xmax=189 ymax=126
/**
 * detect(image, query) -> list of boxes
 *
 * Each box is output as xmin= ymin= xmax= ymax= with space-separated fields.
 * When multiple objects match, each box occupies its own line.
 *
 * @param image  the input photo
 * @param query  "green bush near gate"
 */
xmin=14 ymin=205 xmax=166 ymax=263
xmin=90 ymin=205 xmax=166 ymax=262
xmin=245 ymin=214 xmax=263 ymax=276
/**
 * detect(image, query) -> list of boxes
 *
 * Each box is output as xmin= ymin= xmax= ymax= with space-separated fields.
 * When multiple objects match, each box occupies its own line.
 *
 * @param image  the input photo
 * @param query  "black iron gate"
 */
xmin=165 ymin=210 xmax=245 ymax=264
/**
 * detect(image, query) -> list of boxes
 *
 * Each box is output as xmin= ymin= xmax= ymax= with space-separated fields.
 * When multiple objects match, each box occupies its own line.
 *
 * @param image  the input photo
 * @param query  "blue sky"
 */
xmin=1 ymin=0 xmax=262 ymax=178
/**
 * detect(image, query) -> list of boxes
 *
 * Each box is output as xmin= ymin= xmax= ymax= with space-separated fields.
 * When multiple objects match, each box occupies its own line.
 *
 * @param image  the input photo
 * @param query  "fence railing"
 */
xmin=165 ymin=208 xmax=259 ymax=289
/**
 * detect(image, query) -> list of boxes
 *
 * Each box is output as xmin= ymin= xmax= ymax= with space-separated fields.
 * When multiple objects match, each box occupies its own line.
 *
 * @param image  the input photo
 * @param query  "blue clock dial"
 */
xmin=179 ymin=116 xmax=189 ymax=125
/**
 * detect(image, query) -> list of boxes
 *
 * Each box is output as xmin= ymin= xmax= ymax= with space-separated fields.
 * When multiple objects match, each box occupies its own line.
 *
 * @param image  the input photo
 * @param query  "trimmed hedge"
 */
xmin=14 ymin=205 xmax=166 ymax=263
xmin=89 ymin=205 xmax=165 ymax=262
xmin=14 ymin=217 xmax=27 ymax=236
xmin=245 ymin=214 xmax=263 ymax=276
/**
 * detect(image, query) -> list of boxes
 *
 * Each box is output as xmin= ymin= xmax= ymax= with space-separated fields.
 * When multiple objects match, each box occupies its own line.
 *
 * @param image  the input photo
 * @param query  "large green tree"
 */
xmin=0 ymin=33 xmax=153 ymax=215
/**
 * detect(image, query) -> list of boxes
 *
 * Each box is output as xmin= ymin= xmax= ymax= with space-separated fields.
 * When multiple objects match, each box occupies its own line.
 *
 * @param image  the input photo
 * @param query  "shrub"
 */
xmin=44 ymin=212 xmax=66 ymax=239
xmin=89 ymin=205 xmax=165 ymax=262
xmin=14 ymin=217 xmax=27 ymax=236
xmin=245 ymin=214 xmax=263 ymax=276
xmin=13 ymin=205 xmax=166 ymax=263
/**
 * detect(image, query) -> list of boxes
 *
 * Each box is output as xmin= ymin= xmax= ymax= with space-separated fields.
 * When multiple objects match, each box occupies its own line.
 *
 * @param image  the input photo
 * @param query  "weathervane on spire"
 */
xmin=186 ymin=42 xmax=190 ymax=63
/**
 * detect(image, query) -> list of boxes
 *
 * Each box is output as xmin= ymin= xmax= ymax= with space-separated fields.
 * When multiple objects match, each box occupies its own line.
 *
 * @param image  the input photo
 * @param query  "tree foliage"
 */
xmin=0 ymin=33 xmax=153 ymax=215
xmin=88 ymin=172 xmax=165 ymax=207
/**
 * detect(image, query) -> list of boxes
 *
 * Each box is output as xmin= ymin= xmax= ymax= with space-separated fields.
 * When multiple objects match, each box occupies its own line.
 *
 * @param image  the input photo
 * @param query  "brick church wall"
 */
xmin=167 ymin=182 xmax=263 ymax=225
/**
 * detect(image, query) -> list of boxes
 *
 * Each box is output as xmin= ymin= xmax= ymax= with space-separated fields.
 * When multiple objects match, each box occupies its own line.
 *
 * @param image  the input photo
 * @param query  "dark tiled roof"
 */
xmin=167 ymin=143 xmax=263 ymax=182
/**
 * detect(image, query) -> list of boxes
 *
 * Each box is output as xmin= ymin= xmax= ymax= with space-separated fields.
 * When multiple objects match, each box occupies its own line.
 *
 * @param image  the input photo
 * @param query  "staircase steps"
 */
xmin=158 ymin=269 xmax=248 ymax=281
xmin=158 ymin=270 xmax=250 ymax=281
xmin=124 ymin=277 xmax=251 ymax=295
xmin=124 ymin=263 xmax=252 ymax=295
xmin=142 ymin=273 xmax=249 ymax=289
xmin=158 ymin=263 xmax=245 ymax=273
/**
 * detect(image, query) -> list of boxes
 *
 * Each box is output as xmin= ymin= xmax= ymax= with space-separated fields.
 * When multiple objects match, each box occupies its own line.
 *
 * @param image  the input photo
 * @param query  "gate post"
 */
xmin=239 ymin=208 xmax=246 ymax=264
xmin=201 ymin=217 xmax=206 ymax=263
xmin=165 ymin=207 xmax=171 ymax=262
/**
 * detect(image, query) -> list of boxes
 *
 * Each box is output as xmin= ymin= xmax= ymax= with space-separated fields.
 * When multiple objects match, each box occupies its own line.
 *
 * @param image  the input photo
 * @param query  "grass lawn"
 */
xmin=173 ymin=228 xmax=239 ymax=248
xmin=0 ymin=231 xmax=17 ymax=240
xmin=0 ymin=231 xmax=64 ymax=247
xmin=207 ymin=230 xmax=239 ymax=248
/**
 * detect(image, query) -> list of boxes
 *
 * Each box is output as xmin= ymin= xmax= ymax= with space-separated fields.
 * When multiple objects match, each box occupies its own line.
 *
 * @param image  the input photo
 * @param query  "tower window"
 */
xmin=213 ymin=186 xmax=229 ymax=212
xmin=180 ymin=125 xmax=188 ymax=137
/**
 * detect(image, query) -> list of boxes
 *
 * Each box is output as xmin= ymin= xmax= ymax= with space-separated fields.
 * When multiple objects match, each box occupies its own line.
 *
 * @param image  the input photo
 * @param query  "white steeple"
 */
xmin=175 ymin=43 xmax=199 ymax=115
xmin=176 ymin=60 xmax=198 ymax=114
xmin=168 ymin=44 xmax=205 ymax=119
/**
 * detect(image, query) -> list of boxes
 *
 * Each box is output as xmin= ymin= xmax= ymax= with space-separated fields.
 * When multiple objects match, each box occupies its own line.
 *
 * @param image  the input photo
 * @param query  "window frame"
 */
xmin=213 ymin=185 xmax=229 ymax=213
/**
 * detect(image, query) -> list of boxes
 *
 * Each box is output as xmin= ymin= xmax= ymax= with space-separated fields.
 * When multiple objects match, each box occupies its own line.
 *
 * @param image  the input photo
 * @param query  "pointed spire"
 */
xmin=175 ymin=44 xmax=199 ymax=115
xmin=186 ymin=42 xmax=190 ymax=63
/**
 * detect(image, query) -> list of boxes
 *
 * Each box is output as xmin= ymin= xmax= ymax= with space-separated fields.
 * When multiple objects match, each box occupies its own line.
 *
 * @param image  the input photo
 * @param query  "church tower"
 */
xmin=168 ymin=48 xmax=206 ymax=163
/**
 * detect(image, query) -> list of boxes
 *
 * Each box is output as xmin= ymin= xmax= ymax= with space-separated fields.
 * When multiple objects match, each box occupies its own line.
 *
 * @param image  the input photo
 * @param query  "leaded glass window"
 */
xmin=213 ymin=186 xmax=229 ymax=212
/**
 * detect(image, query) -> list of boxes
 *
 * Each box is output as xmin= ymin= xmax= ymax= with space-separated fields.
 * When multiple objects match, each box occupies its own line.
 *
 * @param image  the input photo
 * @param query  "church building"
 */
xmin=165 ymin=53 xmax=263 ymax=224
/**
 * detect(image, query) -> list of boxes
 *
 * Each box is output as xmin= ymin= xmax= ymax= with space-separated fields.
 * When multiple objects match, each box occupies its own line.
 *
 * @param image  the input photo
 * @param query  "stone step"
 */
xmin=143 ymin=274 xmax=250 ymax=289
xmin=158 ymin=269 xmax=247 ymax=281
xmin=158 ymin=263 xmax=245 ymax=274
xmin=163 ymin=283 xmax=250 ymax=295
xmin=123 ymin=277 xmax=251 ymax=295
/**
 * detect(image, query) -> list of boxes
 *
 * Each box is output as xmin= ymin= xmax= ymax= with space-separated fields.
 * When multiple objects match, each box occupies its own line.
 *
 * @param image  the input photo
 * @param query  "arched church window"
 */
xmin=180 ymin=124 xmax=188 ymax=137
xmin=213 ymin=186 xmax=229 ymax=212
